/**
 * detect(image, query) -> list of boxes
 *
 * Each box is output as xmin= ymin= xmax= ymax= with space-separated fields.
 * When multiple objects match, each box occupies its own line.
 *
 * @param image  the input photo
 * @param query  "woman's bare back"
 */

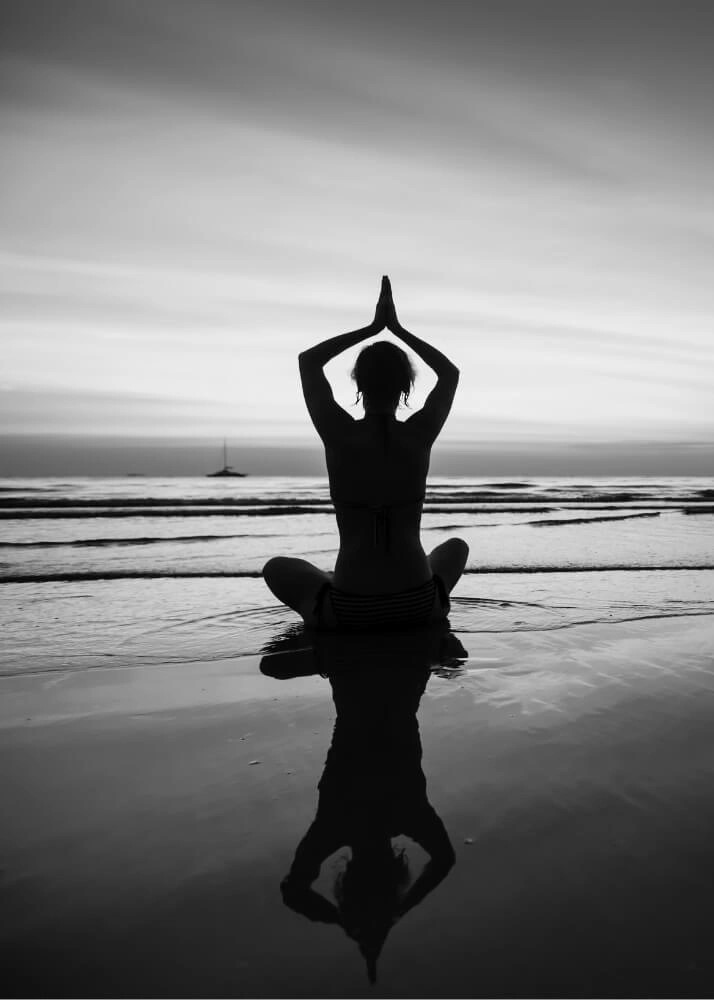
xmin=326 ymin=415 xmax=432 ymax=591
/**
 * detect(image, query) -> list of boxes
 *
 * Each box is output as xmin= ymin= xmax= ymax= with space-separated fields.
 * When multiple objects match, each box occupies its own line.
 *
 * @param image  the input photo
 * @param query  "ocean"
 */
xmin=2 ymin=475 xmax=714 ymax=676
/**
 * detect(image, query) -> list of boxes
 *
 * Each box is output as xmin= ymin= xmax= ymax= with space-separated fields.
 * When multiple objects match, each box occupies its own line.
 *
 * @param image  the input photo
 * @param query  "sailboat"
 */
xmin=206 ymin=440 xmax=246 ymax=477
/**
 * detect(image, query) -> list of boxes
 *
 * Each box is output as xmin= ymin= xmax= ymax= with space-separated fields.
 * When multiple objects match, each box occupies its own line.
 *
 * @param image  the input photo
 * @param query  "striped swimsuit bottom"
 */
xmin=316 ymin=575 xmax=450 ymax=631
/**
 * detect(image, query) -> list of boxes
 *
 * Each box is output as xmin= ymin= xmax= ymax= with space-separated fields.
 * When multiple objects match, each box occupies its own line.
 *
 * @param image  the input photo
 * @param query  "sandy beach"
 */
xmin=3 ymin=612 xmax=714 ymax=998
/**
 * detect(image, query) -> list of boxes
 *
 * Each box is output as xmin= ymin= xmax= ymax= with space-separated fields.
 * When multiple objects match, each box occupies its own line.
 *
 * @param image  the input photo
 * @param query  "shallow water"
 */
xmin=1 ymin=476 xmax=713 ymax=676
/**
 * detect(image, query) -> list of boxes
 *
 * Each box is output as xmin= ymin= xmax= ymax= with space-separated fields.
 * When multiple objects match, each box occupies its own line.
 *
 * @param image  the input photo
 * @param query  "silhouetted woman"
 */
xmin=263 ymin=276 xmax=469 ymax=629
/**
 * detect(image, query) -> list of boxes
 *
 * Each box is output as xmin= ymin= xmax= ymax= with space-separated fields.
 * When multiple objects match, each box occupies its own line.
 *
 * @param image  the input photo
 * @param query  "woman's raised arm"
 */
xmin=381 ymin=276 xmax=459 ymax=379
xmin=297 ymin=282 xmax=387 ymax=440
xmin=298 ymin=321 xmax=379 ymax=372
xmin=298 ymin=281 xmax=389 ymax=371
xmin=381 ymin=276 xmax=459 ymax=441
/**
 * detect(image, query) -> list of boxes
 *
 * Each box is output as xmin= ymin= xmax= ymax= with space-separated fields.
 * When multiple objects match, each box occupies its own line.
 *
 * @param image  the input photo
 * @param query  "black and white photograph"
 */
xmin=2 ymin=1 xmax=714 ymax=997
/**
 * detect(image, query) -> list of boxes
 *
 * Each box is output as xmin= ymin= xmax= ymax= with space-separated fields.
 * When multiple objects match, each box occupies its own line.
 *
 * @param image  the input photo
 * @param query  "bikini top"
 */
xmin=330 ymin=494 xmax=425 ymax=551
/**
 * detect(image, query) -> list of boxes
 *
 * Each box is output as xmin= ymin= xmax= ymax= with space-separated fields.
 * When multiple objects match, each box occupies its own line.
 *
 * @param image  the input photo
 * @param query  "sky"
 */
xmin=1 ymin=0 xmax=713 ymax=473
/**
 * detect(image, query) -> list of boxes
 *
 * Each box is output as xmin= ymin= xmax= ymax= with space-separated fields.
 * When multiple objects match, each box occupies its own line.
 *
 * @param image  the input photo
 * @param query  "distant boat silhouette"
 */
xmin=207 ymin=440 xmax=246 ymax=478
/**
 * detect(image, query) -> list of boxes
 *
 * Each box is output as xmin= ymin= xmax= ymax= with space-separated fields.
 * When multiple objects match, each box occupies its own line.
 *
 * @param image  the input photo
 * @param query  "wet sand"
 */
xmin=2 ymin=614 xmax=714 ymax=997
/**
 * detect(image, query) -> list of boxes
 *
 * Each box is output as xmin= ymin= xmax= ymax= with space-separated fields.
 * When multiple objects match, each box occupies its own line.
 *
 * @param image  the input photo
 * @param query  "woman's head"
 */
xmin=351 ymin=341 xmax=415 ymax=410
xmin=334 ymin=840 xmax=410 ymax=983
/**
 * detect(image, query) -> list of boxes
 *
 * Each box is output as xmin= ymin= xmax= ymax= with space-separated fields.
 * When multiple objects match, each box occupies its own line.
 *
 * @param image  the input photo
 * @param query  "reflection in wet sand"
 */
xmin=261 ymin=626 xmax=467 ymax=983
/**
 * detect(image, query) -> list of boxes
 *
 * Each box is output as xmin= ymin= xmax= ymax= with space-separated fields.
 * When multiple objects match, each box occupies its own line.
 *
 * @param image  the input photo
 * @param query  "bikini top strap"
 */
xmin=330 ymin=495 xmax=425 ymax=552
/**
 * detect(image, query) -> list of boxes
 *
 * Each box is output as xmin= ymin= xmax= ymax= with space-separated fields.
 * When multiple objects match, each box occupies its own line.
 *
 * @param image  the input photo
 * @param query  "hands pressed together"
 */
xmin=371 ymin=275 xmax=402 ymax=334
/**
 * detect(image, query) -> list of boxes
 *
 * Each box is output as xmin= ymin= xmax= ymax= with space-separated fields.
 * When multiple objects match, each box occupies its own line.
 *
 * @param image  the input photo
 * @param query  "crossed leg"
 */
xmin=425 ymin=537 xmax=469 ymax=623
xmin=263 ymin=538 xmax=469 ymax=631
xmin=427 ymin=537 xmax=470 ymax=595
xmin=262 ymin=557 xmax=334 ymax=629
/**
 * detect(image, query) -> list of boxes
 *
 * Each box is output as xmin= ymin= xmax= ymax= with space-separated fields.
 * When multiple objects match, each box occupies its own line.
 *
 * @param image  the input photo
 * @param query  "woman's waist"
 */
xmin=333 ymin=546 xmax=431 ymax=592
xmin=333 ymin=504 xmax=422 ymax=549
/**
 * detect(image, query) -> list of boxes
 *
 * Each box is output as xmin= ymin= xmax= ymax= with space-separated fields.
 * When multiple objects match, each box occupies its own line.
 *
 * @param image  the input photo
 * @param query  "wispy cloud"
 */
xmin=2 ymin=0 xmax=713 ymax=460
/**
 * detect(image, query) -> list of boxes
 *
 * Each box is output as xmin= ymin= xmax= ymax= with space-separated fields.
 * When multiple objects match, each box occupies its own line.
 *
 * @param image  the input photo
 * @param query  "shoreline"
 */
xmin=1 ymin=612 xmax=712 ymax=726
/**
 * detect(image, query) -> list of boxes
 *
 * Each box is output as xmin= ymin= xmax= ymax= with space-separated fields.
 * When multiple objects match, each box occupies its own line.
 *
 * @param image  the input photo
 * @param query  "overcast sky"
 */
xmin=2 ymin=0 xmax=713 ymax=471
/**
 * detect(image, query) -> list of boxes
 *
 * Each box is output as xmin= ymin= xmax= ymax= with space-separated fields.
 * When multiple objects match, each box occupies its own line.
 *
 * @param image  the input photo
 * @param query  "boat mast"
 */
xmin=223 ymin=439 xmax=227 ymax=469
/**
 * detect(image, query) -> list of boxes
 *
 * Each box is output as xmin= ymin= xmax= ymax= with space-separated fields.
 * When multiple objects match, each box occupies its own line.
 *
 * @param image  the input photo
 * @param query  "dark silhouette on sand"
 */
xmin=263 ymin=276 xmax=468 ymax=629
xmin=261 ymin=626 xmax=466 ymax=982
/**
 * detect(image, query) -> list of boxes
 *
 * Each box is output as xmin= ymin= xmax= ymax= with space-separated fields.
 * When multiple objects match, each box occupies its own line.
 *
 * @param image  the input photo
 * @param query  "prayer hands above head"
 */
xmin=372 ymin=275 xmax=400 ymax=333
